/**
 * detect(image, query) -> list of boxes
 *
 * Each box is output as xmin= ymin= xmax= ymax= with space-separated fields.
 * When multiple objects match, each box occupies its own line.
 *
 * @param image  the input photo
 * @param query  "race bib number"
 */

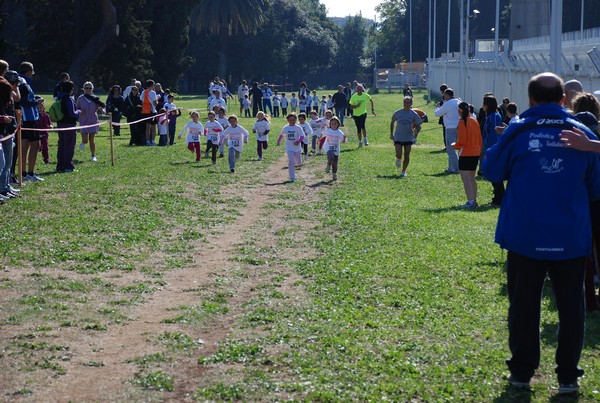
xmin=192 ymin=133 xmax=200 ymax=141
xmin=328 ymin=145 xmax=338 ymax=152
xmin=209 ymin=134 xmax=218 ymax=142
xmin=287 ymin=132 xmax=296 ymax=140
xmin=231 ymin=139 xmax=240 ymax=147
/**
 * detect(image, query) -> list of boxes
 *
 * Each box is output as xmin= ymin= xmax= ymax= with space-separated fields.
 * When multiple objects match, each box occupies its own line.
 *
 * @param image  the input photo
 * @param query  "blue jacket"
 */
xmin=482 ymin=103 xmax=600 ymax=260
xmin=483 ymin=111 xmax=503 ymax=149
xmin=17 ymin=75 xmax=39 ymax=122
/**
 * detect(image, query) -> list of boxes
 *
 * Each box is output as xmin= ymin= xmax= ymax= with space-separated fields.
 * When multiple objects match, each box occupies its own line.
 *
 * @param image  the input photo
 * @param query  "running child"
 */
xmin=311 ymin=90 xmax=319 ymax=113
xmin=253 ymin=111 xmax=270 ymax=161
xmin=216 ymin=107 xmax=229 ymax=157
xmin=277 ymin=113 xmax=305 ymax=182
xmin=37 ymin=99 xmax=52 ymax=164
xmin=309 ymin=110 xmax=326 ymax=154
xmin=297 ymin=112 xmax=313 ymax=160
xmin=319 ymin=95 xmax=328 ymax=117
xmin=178 ymin=110 xmax=204 ymax=162
xmin=219 ymin=115 xmax=249 ymax=172
xmin=322 ymin=116 xmax=346 ymax=181
xmin=204 ymin=110 xmax=224 ymax=164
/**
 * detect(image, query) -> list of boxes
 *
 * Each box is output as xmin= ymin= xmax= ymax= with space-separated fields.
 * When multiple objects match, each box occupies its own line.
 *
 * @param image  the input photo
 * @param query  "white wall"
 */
xmin=428 ymin=58 xmax=600 ymax=113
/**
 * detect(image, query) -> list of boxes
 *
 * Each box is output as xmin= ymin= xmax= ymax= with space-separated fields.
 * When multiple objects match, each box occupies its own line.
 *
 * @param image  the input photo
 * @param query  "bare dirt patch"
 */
xmin=2 ymin=152 xmax=333 ymax=402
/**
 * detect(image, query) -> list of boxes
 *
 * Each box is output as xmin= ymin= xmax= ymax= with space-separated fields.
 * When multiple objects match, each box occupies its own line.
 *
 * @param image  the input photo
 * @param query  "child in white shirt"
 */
xmin=253 ymin=111 xmax=271 ymax=161
xmin=272 ymin=91 xmax=281 ymax=117
xmin=277 ymin=113 xmax=305 ymax=182
xmin=309 ymin=110 xmax=328 ymax=154
xmin=178 ymin=110 xmax=204 ymax=162
xmin=204 ymin=110 xmax=224 ymax=164
xmin=319 ymin=96 xmax=328 ymax=117
xmin=298 ymin=112 xmax=313 ymax=160
xmin=242 ymin=95 xmax=251 ymax=118
xmin=219 ymin=115 xmax=249 ymax=172
xmin=299 ymin=95 xmax=307 ymax=114
xmin=290 ymin=94 xmax=298 ymax=113
xmin=216 ymin=107 xmax=229 ymax=158
xmin=157 ymin=108 xmax=169 ymax=146
xmin=280 ymin=94 xmax=288 ymax=116
xmin=322 ymin=116 xmax=346 ymax=181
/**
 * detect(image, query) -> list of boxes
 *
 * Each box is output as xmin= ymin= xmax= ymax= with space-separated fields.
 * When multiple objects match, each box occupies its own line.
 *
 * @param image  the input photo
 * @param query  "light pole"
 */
xmin=445 ymin=0 xmax=451 ymax=82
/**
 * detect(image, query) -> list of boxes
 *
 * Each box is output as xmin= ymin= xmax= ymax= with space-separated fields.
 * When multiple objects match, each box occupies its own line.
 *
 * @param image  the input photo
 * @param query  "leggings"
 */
xmin=257 ymin=140 xmax=268 ymax=159
xmin=190 ymin=142 xmax=201 ymax=161
xmin=206 ymin=140 xmax=219 ymax=162
xmin=302 ymin=143 xmax=308 ymax=155
xmin=287 ymin=150 xmax=301 ymax=180
xmin=327 ymin=150 xmax=339 ymax=174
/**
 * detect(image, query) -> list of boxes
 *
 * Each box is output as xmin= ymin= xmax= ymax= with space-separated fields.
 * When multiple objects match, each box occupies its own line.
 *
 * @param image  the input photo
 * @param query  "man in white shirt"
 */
xmin=434 ymin=88 xmax=461 ymax=174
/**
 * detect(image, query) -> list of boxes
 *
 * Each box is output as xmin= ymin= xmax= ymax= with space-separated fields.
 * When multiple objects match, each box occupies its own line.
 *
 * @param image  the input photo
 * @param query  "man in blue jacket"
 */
xmin=482 ymin=72 xmax=600 ymax=394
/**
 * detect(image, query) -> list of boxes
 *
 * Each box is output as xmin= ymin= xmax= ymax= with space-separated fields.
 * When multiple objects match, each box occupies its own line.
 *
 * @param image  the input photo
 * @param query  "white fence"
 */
xmin=427 ymin=28 xmax=600 ymax=111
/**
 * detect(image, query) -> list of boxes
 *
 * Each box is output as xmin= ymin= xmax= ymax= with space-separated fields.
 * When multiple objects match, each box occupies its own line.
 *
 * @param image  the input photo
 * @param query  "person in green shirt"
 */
xmin=349 ymin=84 xmax=375 ymax=147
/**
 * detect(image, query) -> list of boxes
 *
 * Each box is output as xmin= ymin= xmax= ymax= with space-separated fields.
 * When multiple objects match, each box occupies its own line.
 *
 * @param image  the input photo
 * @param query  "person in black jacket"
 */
xmin=123 ymin=87 xmax=144 ymax=146
xmin=332 ymin=85 xmax=347 ymax=126
xmin=249 ymin=82 xmax=263 ymax=117
xmin=56 ymin=81 xmax=80 ymax=172
xmin=106 ymin=85 xmax=125 ymax=136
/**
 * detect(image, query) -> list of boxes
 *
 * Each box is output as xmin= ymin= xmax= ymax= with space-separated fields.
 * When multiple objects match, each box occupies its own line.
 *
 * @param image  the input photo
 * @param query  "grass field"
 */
xmin=0 ymin=90 xmax=599 ymax=401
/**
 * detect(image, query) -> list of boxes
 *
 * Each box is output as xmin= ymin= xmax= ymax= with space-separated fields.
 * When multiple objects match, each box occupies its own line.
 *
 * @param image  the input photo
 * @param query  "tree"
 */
xmin=68 ymin=0 xmax=118 ymax=88
xmin=193 ymin=0 xmax=266 ymax=78
xmin=334 ymin=15 xmax=369 ymax=77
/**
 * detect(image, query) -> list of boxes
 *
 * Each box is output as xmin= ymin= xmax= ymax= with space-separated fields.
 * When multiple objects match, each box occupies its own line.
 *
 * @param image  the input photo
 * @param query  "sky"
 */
xmin=320 ymin=0 xmax=381 ymax=19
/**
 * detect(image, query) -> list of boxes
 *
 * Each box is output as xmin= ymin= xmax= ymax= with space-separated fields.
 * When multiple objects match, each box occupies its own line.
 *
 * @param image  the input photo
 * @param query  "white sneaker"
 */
xmin=28 ymin=174 xmax=44 ymax=182
xmin=400 ymin=171 xmax=407 ymax=177
xmin=91 ymin=155 xmax=97 ymax=162
xmin=364 ymin=138 xmax=369 ymax=146
xmin=79 ymin=143 xmax=85 ymax=150
xmin=332 ymin=173 xmax=337 ymax=181
xmin=395 ymin=159 xmax=401 ymax=168
xmin=23 ymin=174 xmax=32 ymax=181
xmin=358 ymin=141 xmax=363 ymax=148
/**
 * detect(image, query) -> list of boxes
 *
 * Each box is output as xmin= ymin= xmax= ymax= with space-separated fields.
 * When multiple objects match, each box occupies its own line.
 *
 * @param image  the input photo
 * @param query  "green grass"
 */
xmin=1 ymin=90 xmax=599 ymax=401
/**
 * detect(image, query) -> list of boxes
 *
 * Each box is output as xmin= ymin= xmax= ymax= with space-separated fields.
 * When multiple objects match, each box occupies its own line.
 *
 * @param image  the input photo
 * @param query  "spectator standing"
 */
xmin=434 ymin=87 xmax=460 ymax=174
xmin=482 ymin=72 xmax=600 ymax=395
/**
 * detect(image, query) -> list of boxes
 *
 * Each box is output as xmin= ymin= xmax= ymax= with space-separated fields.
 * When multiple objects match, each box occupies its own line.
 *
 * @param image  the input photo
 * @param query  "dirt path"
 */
xmin=23 ymin=152 xmax=331 ymax=402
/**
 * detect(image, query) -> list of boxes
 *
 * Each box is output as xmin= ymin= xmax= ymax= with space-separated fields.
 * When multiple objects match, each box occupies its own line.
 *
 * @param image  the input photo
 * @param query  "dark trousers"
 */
xmin=492 ymin=182 xmax=505 ymax=205
xmin=506 ymin=251 xmax=586 ymax=384
xmin=252 ymin=101 xmax=261 ymax=117
xmin=257 ymin=140 xmax=268 ymax=159
xmin=206 ymin=140 xmax=218 ymax=162
xmin=326 ymin=150 xmax=339 ymax=173
xmin=56 ymin=124 xmax=77 ymax=171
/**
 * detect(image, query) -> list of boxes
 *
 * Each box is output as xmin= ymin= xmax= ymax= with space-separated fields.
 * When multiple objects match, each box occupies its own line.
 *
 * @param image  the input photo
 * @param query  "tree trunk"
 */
xmin=217 ymin=34 xmax=228 ymax=79
xmin=68 ymin=0 xmax=118 ymax=89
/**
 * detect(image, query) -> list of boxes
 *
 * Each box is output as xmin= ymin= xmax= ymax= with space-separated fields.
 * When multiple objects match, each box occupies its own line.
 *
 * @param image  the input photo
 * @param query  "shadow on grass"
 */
xmin=307 ymin=181 xmax=334 ymax=188
xmin=265 ymin=180 xmax=293 ymax=186
xmin=422 ymin=204 xmax=499 ymax=213
xmin=429 ymin=148 xmax=448 ymax=154
xmin=493 ymin=384 xmax=533 ymax=402
xmin=376 ymin=174 xmax=401 ymax=180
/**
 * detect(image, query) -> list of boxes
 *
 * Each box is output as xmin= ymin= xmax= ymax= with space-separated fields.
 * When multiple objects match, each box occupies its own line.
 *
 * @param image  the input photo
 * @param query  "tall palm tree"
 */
xmin=194 ymin=0 xmax=266 ymax=78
